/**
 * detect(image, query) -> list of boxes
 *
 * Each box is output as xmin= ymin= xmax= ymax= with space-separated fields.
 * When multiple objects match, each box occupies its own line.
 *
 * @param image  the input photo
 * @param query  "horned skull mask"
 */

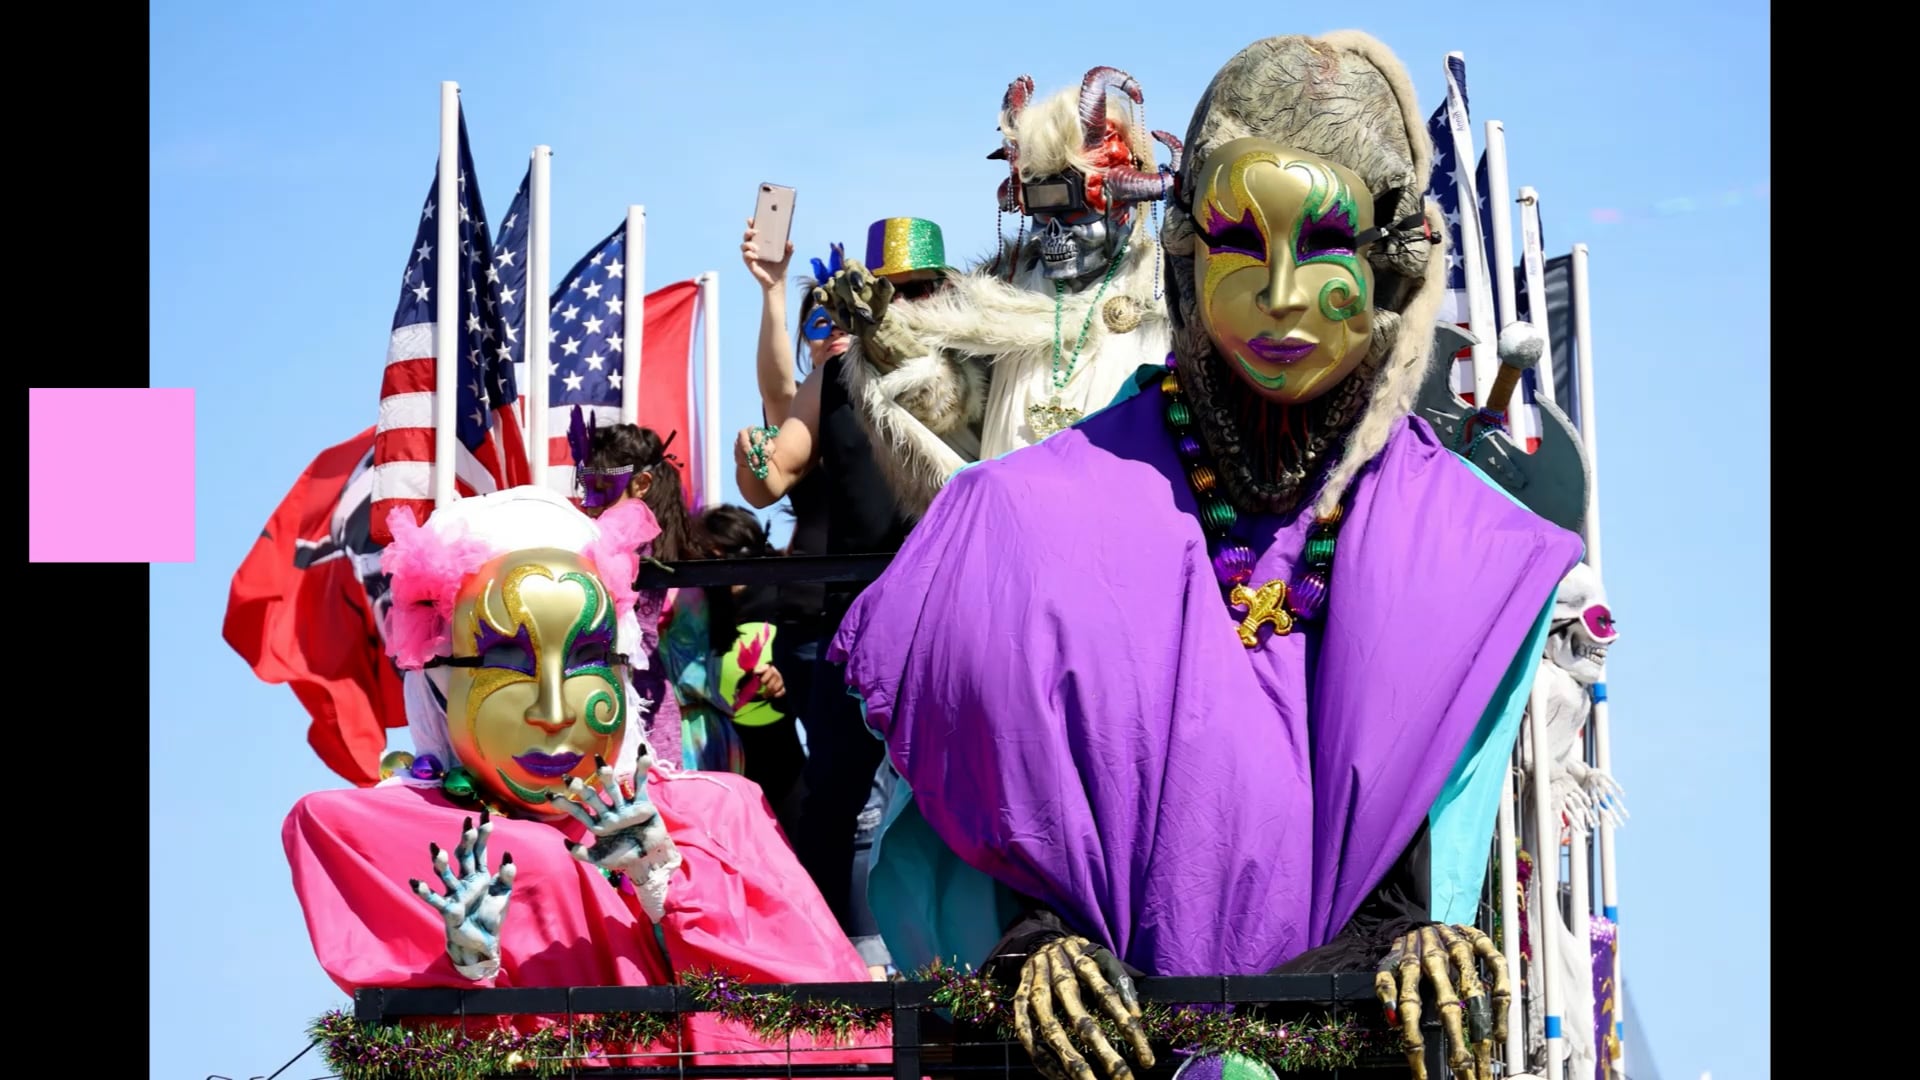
xmin=992 ymin=67 xmax=1181 ymax=283
xmin=1546 ymin=562 xmax=1616 ymax=683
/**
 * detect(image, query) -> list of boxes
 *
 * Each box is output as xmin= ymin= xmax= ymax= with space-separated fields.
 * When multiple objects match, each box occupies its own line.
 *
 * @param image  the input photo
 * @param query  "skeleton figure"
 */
xmin=814 ymin=66 xmax=1179 ymax=520
xmin=1522 ymin=561 xmax=1626 ymax=831
xmin=1518 ymin=561 xmax=1622 ymax=1079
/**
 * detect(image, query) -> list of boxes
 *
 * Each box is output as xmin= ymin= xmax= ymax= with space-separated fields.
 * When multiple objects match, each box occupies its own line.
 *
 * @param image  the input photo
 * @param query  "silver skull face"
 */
xmin=1034 ymin=212 xmax=1114 ymax=281
xmin=1546 ymin=561 xmax=1617 ymax=683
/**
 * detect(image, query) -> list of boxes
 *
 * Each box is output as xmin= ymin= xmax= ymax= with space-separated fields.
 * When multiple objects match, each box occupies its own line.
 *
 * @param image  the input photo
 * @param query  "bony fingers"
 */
xmin=410 ymin=877 xmax=448 ymax=913
xmin=1092 ymin=947 xmax=1142 ymax=1016
xmin=455 ymin=817 xmax=479 ymax=877
xmin=1056 ymin=983 xmax=1132 ymax=1079
xmin=1069 ymin=943 xmax=1153 ymax=1065
xmin=430 ymin=842 xmax=460 ymax=891
xmin=1417 ymin=929 xmax=1473 ymax=1078
xmin=490 ymin=853 xmax=517 ymax=896
xmin=1013 ymin=961 xmax=1040 ymax=1058
xmin=595 ymin=755 xmax=626 ymax=810
xmin=1029 ymin=953 xmax=1089 ymax=1077
xmin=570 ymin=775 xmax=614 ymax=818
xmin=473 ymin=808 xmax=493 ymax=870
xmin=547 ymin=790 xmax=599 ymax=830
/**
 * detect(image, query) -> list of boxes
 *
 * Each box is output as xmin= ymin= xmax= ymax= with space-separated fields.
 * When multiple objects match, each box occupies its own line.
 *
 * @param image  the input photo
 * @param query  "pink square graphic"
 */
xmin=29 ymin=388 xmax=196 ymax=563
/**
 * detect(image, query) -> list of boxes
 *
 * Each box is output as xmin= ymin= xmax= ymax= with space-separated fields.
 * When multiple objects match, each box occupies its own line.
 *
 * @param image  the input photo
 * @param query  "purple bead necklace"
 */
xmin=1159 ymin=366 xmax=1344 ymax=646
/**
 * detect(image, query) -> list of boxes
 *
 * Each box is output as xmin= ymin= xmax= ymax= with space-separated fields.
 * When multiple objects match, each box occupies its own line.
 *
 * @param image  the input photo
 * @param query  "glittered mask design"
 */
xmin=445 ymin=548 xmax=625 ymax=816
xmin=1191 ymin=138 xmax=1376 ymax=404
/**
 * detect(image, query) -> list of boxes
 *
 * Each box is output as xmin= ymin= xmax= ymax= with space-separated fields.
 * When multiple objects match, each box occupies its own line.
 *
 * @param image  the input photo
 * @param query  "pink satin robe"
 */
xmin=284 ymin=765 xmax=891 ymax=1070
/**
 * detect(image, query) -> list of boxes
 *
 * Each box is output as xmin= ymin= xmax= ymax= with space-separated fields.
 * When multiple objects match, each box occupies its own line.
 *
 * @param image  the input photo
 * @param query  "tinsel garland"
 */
xmin=312 ymin=970 xmax=886 ymax=1080
xmin=314 ymin=964 xmax=1391 ymax=1079
xmin=922 ymin=961 xmax=1390 ymax=1073
xmin=310 ymin=1008 xmax=673 ymax=1080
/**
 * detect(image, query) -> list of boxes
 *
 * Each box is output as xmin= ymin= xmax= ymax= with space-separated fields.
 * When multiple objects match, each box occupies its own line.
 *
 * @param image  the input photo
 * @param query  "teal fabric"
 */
xmin=866 ymin=768 xmax=1025 ymax=972
xmin=856 ymin=695 xmax=1022 ymax=971
xmin=1424 ymin=452 xmax=1581 ymax=925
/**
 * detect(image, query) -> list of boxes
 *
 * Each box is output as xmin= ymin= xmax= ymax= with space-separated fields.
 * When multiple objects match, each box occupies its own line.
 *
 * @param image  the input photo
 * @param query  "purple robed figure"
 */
xmin=830 ymin=380 xmax=1582 ymax=977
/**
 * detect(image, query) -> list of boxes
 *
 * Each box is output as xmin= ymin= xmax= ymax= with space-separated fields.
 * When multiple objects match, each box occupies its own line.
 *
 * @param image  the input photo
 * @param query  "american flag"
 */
xmin=1426 ymin=54 xmax=1542 ymax=451
xmin=368 ymin=104 xmax=529 ymax=546
xmin=489 ymin=170 xmax=531 ymax=413
xmin=491 ymin=213 xmax=706 ymax=506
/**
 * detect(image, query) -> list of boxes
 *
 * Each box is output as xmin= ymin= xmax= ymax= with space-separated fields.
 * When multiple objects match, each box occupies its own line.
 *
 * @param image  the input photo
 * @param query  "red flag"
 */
xmin=224 ymin=428 xmax=405 ymax=787
xmin=546 ymin=279 xmax=702 ymax=502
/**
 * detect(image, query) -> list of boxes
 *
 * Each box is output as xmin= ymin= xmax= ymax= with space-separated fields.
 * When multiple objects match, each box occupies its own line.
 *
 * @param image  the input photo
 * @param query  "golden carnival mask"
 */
xmin=443 ymin=547 xmax=626 ymax=816
xmin=1191 ymin=138 xmax=1378 ymax=404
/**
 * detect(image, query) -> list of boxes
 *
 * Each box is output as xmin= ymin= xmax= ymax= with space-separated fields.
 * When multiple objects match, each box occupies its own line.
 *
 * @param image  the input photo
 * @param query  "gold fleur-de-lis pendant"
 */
xmin=1229 ymin=579 xmax=1293 ymax=647
xmin=1027 ymin=394 xmax=1083 ymax=439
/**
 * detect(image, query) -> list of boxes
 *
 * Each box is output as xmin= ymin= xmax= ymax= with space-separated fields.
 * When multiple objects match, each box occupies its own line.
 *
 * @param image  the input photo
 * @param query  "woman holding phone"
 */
xmin=733 ymin=216 xmax=953 ymax=979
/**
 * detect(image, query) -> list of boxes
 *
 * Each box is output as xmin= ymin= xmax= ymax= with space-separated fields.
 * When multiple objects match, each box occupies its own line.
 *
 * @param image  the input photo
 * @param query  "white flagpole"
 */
xmin=433 ymin=81 xmax=460 ymax=509
xmin=1527 ymin=676 xmax=1567 ymax=1080
xmin=1481 ymin=120 xmax=1532 ymax=448
xmin=621 ymin=205 xmax=647 ymax=424
xmin=1517 ymin=186 xmax=1558 ymax=406
xmin=527 ymin=145 xmax=552 ymax=485
xmin=699 ymin=270 xmax=722 ymax=505
xmin=1483 ymin=122 xmax=1517 ymax=326
xmin=1568 ymin=817 xmax=1595 ymax=1075
xmin=1442 ymin=54 xmax=1498 ymax=406
xmin=1496 ymin=771 xmax=1526 ymax=1071
xmin=1572 ymin=242 xmax=1623 ymax=1078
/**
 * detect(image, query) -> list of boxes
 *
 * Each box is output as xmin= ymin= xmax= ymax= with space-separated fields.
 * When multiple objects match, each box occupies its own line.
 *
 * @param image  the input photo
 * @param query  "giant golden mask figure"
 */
xmin=444 ymin=547 xmax=627 ymax=816
xmin=1191 ymin=137 xmax=1378 ymax=405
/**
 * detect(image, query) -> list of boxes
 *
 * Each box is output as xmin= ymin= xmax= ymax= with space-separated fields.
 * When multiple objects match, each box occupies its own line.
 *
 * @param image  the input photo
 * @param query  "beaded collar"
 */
xmin=1158 ymin=365 xmax=1345 ymax=647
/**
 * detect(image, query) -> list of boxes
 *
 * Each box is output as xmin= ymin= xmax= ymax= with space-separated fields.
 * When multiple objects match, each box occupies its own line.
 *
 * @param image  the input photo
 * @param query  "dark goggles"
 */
xmin=891 ymin=276 xmax=943 ymax=301
xmin=1021 ymin=170 xmax=1088 ymax=215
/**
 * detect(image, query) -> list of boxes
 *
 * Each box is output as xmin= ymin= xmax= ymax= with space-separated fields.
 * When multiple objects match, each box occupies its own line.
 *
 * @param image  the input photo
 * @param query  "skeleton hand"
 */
xmin=549 ymin=755 xmax=681 ymax=921
xmin=813 ymin=261 xmax=924 ymax=371
xmin=1012 ymin=936 xmax=1156 ymax=1080
xmin=410 ymin=809 xmax=515 ymax=981
xmin=816 ymin=260 xmax=894 ymax=331
xmin=1373 ymin=924 xmax=1510 ymax=1080
xmin=1561 ymin=759 xmax=1628 ymax=829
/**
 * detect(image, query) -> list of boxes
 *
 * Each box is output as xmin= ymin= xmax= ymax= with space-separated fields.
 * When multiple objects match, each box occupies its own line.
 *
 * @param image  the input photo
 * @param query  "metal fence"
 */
xmin=344 ymin=973 xmax=1440 ymax=1080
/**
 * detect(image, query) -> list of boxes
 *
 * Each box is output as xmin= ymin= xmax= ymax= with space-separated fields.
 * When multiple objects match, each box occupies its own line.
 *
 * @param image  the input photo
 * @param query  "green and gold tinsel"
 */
xmin=314 ymin=963 xmax=1392 ymax=1079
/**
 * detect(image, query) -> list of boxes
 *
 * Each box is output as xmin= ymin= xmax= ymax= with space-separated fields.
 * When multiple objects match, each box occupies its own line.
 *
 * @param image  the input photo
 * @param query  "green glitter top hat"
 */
xmin=864 ymin=217 xmax=952 ymax=278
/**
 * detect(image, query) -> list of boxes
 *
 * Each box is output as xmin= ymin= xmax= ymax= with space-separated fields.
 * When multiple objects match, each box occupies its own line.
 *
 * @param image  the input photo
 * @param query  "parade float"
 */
xmin=224 ymin=30 xmax=1638 ymax=1080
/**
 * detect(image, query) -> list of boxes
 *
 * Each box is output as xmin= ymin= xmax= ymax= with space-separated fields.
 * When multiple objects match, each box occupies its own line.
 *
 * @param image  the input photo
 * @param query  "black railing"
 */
xmin=636 ymin=554 xmax=896 ymax=590
xmin=350 ymin=974 xmax=1445 ymax=1080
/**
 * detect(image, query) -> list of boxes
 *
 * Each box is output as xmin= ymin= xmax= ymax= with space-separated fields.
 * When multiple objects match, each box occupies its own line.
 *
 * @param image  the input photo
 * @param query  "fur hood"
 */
xmin=1162 ymin=30 xmax=1448 ymax=519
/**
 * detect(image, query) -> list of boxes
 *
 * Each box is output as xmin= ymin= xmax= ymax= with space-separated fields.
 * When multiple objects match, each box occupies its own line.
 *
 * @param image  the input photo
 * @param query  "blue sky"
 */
xmin=149 ymin=3 xmax=1769 ymax=1078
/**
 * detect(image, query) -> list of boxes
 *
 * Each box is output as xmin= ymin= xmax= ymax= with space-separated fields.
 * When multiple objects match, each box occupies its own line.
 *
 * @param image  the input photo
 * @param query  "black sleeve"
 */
xmin=980 ymin=900 xmax=1149 ymax=990
xmin=1269 ymin=818 xmax=1434 ymax=975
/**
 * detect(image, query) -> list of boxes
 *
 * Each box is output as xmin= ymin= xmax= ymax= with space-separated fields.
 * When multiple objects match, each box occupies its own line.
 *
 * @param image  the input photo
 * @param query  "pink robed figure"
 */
xmin=280 ymin=487 xmax=890 ymax=1072
xmin=285 ymin=766 xmax=890 ymax=1070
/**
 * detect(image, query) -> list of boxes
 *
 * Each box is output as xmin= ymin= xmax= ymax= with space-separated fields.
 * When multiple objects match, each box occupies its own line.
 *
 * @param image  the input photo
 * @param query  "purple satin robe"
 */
xmin=831 ymin=383 xmax=1581 ymax=975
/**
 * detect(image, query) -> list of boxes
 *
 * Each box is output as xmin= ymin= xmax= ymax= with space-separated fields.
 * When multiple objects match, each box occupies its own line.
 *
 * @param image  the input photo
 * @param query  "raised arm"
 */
xmin=742 ymin=219 xmax=800 ymax=425
xmin=735 ymin=363 xmax=822 ymax=508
